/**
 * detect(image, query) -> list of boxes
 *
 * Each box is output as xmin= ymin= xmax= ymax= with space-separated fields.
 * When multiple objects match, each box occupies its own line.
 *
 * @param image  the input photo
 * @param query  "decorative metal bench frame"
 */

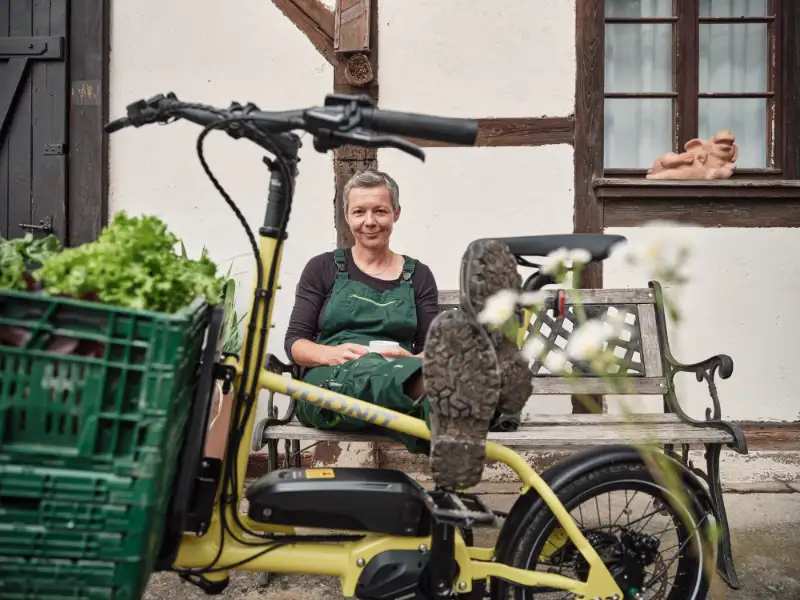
xmin=255 ymin=280 xmax=747 ymax=588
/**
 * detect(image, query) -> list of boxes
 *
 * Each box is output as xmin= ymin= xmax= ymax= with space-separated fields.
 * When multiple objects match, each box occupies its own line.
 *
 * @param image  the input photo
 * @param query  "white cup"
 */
xmin=369 ymin=340 xmax=400 ymax=360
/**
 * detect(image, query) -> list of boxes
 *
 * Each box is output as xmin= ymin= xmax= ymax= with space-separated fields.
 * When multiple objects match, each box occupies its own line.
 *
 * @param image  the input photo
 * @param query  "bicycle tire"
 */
xmin=492 ymin=462 xmax=711 ymax=600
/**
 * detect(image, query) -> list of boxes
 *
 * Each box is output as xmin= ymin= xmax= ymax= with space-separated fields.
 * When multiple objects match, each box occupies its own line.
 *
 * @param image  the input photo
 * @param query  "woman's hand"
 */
xmin=323 ymin=343 xmax=368 ymax=365
xmin=376 ymin=346 xmax=417 ymax=360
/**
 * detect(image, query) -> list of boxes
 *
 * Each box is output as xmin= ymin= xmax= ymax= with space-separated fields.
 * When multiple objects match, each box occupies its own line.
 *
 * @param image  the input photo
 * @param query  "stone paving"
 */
xmin=144 ymin=492 xmax=800 ymax=600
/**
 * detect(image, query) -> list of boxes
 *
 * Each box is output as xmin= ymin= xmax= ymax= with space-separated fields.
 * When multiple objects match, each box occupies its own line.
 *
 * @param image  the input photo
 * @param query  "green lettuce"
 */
xmin=33 ymin=212 xmax=224 ymax=313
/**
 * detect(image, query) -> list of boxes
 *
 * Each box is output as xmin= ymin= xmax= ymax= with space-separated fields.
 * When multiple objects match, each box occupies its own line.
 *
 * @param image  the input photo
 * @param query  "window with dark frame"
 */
xmin=602 ymin=0 xmax=794 ymax=178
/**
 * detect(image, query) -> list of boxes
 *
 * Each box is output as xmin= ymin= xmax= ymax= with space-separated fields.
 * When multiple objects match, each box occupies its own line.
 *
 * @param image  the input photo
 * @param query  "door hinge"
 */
xmin=19 ymin=216 xmax=54 ymax=234
xmin=44 ymin=143 xmax=65 ymax=155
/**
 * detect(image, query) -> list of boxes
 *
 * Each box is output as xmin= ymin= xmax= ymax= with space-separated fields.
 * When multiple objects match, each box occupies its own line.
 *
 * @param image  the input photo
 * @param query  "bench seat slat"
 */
xmin=531 ymin=377 xmax=667 ymax=395
xmin=262 ymin=417 xmax=733 ymax=445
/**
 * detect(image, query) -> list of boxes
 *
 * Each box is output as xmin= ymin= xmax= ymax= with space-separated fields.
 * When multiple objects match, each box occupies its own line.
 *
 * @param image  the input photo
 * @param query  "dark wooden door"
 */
xmin=0 ymin=0 xmax=68 ymax=242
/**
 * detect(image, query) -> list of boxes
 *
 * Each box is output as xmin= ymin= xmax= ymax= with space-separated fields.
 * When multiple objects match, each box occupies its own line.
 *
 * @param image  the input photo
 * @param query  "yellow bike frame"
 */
xmin=172 ymin=234 xmax=625 ymax=599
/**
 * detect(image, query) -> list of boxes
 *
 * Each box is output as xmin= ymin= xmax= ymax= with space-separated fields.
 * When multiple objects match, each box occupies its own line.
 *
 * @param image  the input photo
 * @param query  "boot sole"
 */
xmin=461 ymin=239 xmax=532 ymax=415
xmin=424 ymin=309 xmax=501 ymax=490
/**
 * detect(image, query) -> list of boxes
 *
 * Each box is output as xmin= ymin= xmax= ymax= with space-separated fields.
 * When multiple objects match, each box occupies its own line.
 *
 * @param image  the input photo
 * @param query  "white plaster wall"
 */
xmin=605 ymin=225 xmax=800 ymax=422
xmin=109 ymin=0 xmax=335 ymax=358
xmin=380 ymin=0 xmax=576 ymax=118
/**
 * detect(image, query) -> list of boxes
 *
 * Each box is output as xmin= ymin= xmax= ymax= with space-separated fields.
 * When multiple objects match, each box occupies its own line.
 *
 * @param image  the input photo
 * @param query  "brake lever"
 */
xmin=315 ymin=128 xmax=425 ymax=161
xmin=371 ymin=133 xmax=425 ymax=161
xmin=125 ymin=93 xmax=176 ymax=128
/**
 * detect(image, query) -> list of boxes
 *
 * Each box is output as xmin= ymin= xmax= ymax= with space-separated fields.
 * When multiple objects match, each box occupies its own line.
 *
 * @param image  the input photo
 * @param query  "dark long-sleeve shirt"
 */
xmin=284 ymin=249 xmax=439 ymax=359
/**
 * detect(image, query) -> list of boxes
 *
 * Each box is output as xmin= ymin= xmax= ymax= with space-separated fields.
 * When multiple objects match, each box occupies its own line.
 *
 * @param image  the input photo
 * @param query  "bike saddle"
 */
xmin=494 ymin=233 xmax=626 ymax=264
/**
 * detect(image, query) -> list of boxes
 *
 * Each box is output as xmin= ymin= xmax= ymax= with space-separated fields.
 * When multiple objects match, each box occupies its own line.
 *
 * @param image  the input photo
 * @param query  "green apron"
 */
xmin=296 ymin=249 xmax=429 ymax=453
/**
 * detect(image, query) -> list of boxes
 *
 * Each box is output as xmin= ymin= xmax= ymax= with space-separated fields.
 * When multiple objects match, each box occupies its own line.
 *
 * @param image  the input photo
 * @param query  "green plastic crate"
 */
xmin=0 ymin=556 xmax=145 ymax=600
xmin=0 ymin=290 xmax=209 ymax=476
xmin=0 ymin=289 xmax=212 ymax=598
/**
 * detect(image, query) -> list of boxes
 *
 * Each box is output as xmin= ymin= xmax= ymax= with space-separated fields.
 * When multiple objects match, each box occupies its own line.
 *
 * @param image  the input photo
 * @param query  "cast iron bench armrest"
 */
xmin=250 ymin=354 xmax=301 ymax=452
xmin=646 ymin=283 xmax=748 ymax=455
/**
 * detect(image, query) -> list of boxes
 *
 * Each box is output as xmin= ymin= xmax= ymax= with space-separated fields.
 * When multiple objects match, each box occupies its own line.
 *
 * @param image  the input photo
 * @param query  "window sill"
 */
xmin=593 ymin=178 xmax=800 ymax=227
xmin=594 ymin=177 xmax=800 ymax=199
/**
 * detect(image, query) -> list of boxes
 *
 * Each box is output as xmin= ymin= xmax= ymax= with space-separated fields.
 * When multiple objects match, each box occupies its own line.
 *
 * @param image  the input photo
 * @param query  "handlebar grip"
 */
xmin=105 ymin=118 xmax=130 ymax=134
xmin=364 ymin=109 xmax=478 ymax=146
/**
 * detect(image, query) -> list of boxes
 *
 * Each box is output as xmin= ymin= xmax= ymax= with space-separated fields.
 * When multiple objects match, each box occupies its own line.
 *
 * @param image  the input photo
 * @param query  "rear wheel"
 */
xmin=493 ymin=462 xmax=711 ymax=600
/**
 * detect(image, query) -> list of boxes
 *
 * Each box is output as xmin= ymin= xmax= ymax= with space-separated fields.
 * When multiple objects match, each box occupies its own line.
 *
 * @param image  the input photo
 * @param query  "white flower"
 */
xmin=477 ymin=289 xmax=518 ymax=327
xmin=540 ymin=247 xmax=570 ymax=275
xmin=543 ymin=349 xmax=568 ymax=374
xmin=518 ymin=291 xmax=547 ymax=307
xmin=540 ymin=247 xmax=592 ymax=275
xmin=602 ymin=309 xmax=628 ymax=338
xmin=568 ymin=248 xmax=592 ymax=266
xmin=616 ymin=221 xmax=693 ymax=270
xmin=566 ymin=319 xmax=610 ymax=361
xmin=521 ymin=337 xmax=546 ymax=362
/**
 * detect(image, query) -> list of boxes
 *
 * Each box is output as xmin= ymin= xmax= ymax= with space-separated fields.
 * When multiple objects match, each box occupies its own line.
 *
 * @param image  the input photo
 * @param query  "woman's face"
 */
xmin=345 ymin=185 xmax=399 ymax=250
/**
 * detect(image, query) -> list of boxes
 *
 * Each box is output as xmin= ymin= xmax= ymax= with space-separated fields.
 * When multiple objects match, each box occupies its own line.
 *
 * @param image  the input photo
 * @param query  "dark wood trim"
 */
xmin=334 ymin=0 xmax=370 ymax=54
xmin=595 ymin=177 xmax=800 ymax=198
xmin=598 ymin=179 xmax=800 ymax=227
xmin=573 ymin=0 xmax=604 ymax=415
xmin=782 ymin=1 xmax=800 ymax=178
xmin=737 ymin=421 xmax=800 ymax=451
xmin=598 ymin=178 xmax=800 ymax=227
xmin=270 ymin=0 xmax=336 ymax=65
xmin=333 ymin=146 xmax=376 ymax=247
xmin=331 ymin=0 xmax=379 ymax=249
xmin=296 ymin=0 xmax=335 ymax=38
xmin=674 ymin=0 xmax=698 ymax=149
xmin=605 ymin=199 xmax=800 ymax=227
xmin=574 ymin=0 xmax=604 ymax=289
xmin=605 ymin=168 xmax=785 ymax=178
xmin=408 ymin=117 xmax=574 ymax=148
xmin=68 ymin=0 xmax=110 ymax=246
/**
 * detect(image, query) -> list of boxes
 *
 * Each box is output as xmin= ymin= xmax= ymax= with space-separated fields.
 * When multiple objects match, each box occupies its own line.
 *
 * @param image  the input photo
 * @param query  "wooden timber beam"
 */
xmin=332 ymin=0 xmax=378 ymax=248
xmin=572 ymin=0 xmax=605 ymax=415
xmin=271 ymin=0 xmax=336 ymax=65
xmin=408 ymin=116 xmax=574 ymax=148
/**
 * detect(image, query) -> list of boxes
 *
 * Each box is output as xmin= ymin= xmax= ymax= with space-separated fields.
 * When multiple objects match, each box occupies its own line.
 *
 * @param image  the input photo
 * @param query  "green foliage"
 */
xmin=0 ymin=233 xmax=62 ymax=290
xmin=220 ymin=266 xmax=247 ymax=355
xmin=26 ymin=212 xmax=223 ymax=313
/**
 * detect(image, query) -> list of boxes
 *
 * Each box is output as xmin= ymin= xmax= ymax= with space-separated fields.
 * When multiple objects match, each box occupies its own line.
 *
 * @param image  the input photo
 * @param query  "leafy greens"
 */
xmin=0 ymin=212 xmax=224 ymax=314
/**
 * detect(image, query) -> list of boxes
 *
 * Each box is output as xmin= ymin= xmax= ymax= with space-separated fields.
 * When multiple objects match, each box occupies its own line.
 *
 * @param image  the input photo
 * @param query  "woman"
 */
xmin=284 ymin=169 xmax=439 ymax=452
xmin=285 ymin=169 xmax=530 ymax=488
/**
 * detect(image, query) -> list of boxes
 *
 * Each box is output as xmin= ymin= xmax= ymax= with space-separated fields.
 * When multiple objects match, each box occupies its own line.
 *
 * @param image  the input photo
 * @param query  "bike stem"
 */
xmin=260 ymin=137 xmax=301 ymax=240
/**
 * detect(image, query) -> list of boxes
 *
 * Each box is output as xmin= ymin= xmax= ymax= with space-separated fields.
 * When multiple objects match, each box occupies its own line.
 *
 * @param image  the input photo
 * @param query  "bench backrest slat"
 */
xmin=436 ymin=286 xmax=666 ymax=396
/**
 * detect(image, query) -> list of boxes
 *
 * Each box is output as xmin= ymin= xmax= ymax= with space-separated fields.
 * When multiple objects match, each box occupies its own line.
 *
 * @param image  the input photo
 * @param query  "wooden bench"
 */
xmin=255 ymin=280 xmax=746 ymax=586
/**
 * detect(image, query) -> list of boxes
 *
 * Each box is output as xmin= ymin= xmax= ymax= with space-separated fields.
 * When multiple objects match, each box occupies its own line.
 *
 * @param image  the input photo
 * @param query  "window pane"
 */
xmin=604 ymin=99 xmax=673 ymax=168
xmin=699 ymin=24 xmax=768 ymax=92
xmin=698 ymin=98 xmax=767 ymax=168
xmin=605 ymin=0 xmax=673 ymax=18
xmin=699 ymin=0 xmax=767 ymax=17
xmin=605 ymin=24 xmax=673 ymax=93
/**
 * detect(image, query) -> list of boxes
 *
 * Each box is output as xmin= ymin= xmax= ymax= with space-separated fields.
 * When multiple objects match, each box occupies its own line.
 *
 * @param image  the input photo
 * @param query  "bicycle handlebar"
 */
xmin=361 ymin=107 xmax=477 ymax=146
xmin=104 ymin=92 xmax=479 ymax=160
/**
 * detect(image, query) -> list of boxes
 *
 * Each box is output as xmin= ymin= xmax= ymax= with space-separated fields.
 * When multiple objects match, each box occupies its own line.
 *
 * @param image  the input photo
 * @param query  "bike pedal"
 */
xmin=427 ymin=489 xmax=497 ymax=529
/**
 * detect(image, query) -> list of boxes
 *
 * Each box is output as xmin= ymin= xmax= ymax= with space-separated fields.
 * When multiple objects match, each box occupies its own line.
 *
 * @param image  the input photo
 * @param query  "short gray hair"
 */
xmin=343 ymin=169 xmax=400 ymax=213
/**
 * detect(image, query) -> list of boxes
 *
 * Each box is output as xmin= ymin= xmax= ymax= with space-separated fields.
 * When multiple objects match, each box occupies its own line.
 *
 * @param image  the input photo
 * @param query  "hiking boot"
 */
xmin=424 ymin=309 xmax=502 ymax=490
xmin=460 ymin=239 xmax=532 ymax=415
